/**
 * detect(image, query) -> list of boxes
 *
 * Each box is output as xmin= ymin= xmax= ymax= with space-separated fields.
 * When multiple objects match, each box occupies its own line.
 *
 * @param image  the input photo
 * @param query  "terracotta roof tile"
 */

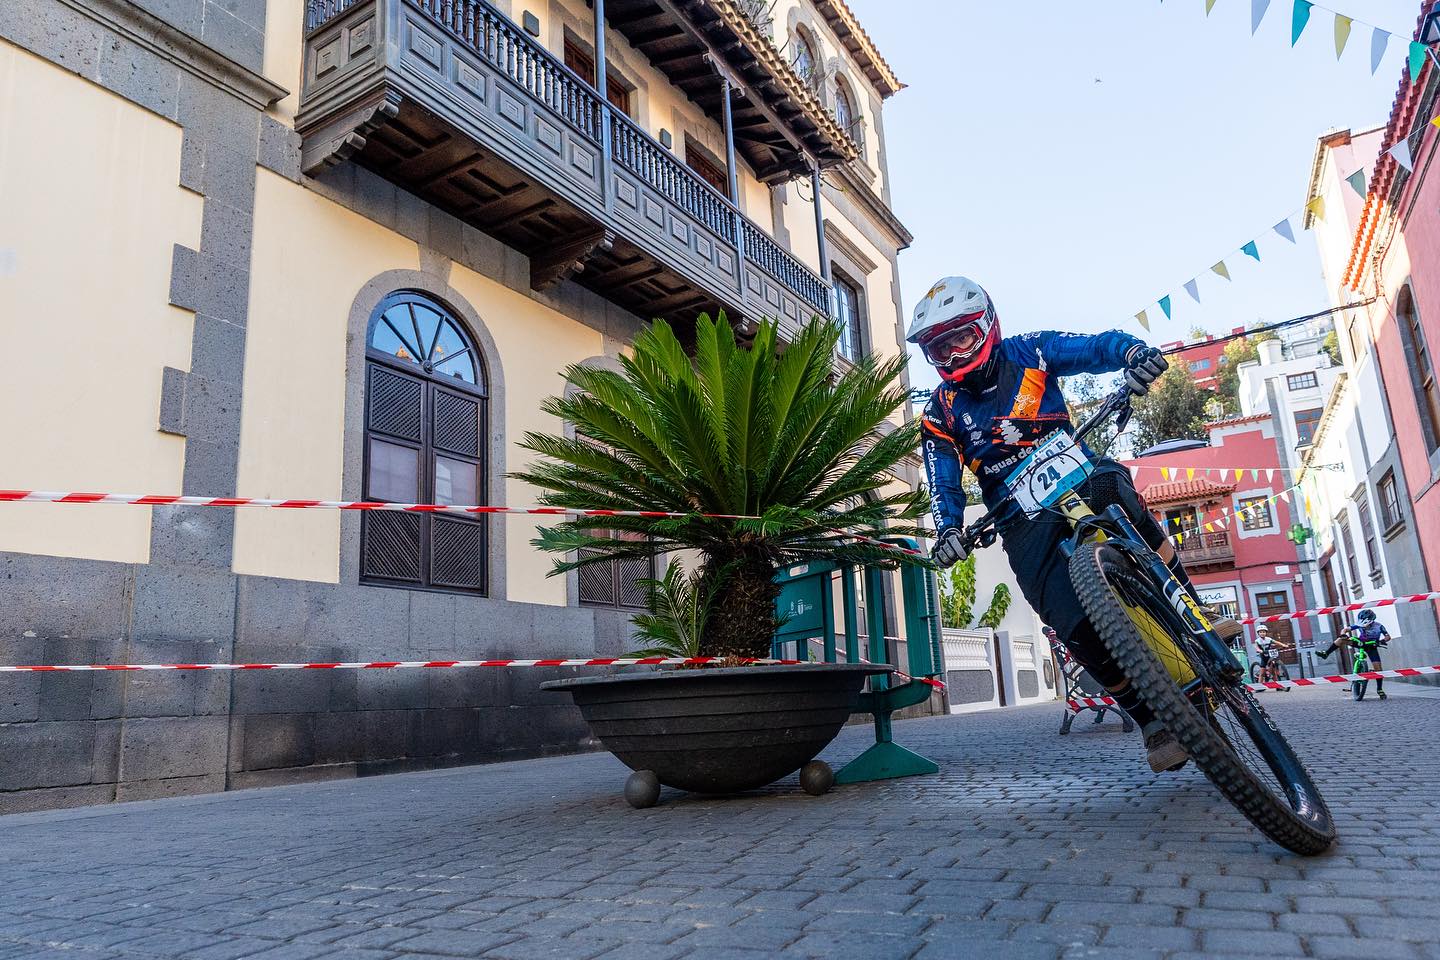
xmin=1141 ymin=478 xmax=1236 ymax=507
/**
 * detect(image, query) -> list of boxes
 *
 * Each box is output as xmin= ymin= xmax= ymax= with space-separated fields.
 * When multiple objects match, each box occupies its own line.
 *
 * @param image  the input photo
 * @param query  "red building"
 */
xmin=1124 ymin=414 xmax=1313 ymax=664
xmin=1161 ymin=326 xmax=1245 ymax=391
xmin=1341 ymin=4 xmax=1440 ymax=629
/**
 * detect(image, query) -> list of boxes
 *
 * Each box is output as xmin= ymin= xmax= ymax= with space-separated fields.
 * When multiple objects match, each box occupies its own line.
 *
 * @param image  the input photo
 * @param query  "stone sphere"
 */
xmin=799 ymin=760 xmax=834 ymax=796
xmin=624 ymin=770 xmax=661 ymax=809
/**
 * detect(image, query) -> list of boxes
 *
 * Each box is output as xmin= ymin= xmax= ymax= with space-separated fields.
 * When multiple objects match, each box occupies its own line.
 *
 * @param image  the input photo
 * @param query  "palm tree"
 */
xmin=514 ymin=314 xmax=927 ymax=660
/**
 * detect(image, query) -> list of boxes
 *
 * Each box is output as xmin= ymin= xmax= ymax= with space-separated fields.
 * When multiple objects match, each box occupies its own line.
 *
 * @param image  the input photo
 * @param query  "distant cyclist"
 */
xmin=1319 ymin=609 xmax=1390 ymax=701
xmin=1253 ymin=626 xmax=1292 ymax=691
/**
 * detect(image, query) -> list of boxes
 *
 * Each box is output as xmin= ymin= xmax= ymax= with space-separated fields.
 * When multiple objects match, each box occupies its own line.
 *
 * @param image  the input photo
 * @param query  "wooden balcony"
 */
xmin=297 ymin=0 xmax=832 ymax=330
xmin=1176 ymin=531 xmax=1236 ymax=569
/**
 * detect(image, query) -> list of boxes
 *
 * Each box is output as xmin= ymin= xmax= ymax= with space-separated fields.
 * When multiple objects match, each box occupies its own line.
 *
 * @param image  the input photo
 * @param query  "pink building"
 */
xmin=1341 ymin=6 xmax=1440 ymax=634
xmin=1124 ymin=414 xmax=1313 ymax=663
xmin=1161 ymin=327 xmax=1245 ymax=392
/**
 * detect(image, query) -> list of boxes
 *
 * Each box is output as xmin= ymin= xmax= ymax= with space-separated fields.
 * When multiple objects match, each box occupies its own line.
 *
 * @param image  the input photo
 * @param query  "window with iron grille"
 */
xmin=1356 ymin=492 xmax=1381 ymax=583
xmin=1378 ymin=470 xmax=1402 ymax=531
xmin=1286 ymin=372 xmax=1318 ymax=390
xmin=361 ymin=292 xmax=487 ymax=594
xmin=575 ymin=435 xmax=656 ymax=608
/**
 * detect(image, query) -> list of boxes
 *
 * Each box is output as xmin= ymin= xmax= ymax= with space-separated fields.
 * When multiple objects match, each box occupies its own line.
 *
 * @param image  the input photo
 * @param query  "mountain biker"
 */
xmin=910 ymin=277 xmax=1242 ymax=773
xmin=1318 ymin=608 xmax=1390 ymax=700
xmin=1253 ymin=626 xmax=1292 ymax=691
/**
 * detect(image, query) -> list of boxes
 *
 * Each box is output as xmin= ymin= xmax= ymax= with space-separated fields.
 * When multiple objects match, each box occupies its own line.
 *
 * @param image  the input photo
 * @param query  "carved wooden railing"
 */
xmin=741 ymin=219 xmax=830 ymax=316
xmin=1177 ymin=530 xmax=1235 ymax=564
xmin=609 ymin=110 xmax=736 ymax=244
xmin=304 ymin=0 xmax=832 ymax=320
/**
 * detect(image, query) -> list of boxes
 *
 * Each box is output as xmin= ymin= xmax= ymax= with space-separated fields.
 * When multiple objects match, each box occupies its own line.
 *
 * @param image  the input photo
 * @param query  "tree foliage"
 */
xmin=1322 ymin=330 xmax=1341 ymax=367
xmin=938 ymin=553 xmax=977 ymax=629
xmin=1214 ymin=329 xmax=1279 ymax=415
xmin=977 ymin=583 xmax=1012 ymax=630
xmin=627 ymin=562 xmax=714 ymax=658
xmin=1130 ymin=363 xmax=1211 ymax=452
xmin=1063 ymin=373 xmax=1125 ymax=459
xmin=515 ymin=314 xmax=928 ymax=659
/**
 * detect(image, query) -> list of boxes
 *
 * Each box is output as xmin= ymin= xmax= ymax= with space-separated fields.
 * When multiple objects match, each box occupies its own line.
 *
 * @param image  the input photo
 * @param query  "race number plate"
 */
xmin=1004 ymin=430 xmax=1094 ymax=519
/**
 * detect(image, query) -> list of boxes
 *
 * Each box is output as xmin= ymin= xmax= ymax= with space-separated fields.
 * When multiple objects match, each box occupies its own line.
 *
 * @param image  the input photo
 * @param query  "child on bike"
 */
xmin=1318 ymin=609 xmax=1390 ymax=700
xmin=1253 ymin=626 xmax=1292 ymax=691
xmin=910 ymin=277 xmax=1241 ymax=773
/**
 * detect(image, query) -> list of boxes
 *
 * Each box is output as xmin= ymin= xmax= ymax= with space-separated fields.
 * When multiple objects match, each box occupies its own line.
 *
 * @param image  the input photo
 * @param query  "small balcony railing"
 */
xmin=1176 ymin=530 xmax=1235 ymax=565
xmin=301 ymin=0 xmax=832 ymax=323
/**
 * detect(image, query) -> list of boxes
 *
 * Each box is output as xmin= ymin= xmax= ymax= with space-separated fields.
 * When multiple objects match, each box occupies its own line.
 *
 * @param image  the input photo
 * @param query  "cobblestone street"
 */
xmin=1 ymin=684 xmax=1437 ymax=960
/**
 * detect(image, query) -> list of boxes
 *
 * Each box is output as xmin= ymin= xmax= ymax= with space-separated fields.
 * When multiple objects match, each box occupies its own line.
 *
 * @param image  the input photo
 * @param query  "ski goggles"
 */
xmin=919 ymin=313 xmax=989 ymax=366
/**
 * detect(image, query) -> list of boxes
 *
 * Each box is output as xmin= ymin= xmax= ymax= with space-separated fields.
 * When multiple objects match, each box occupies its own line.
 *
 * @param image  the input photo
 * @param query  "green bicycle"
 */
xmin=956 ymin=387 xmax=1335 ymax=855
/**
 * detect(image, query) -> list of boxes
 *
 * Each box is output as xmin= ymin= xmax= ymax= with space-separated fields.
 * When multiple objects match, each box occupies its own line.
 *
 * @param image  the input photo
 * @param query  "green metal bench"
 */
xmin=773 ymin=539 xmax=943 ymax=784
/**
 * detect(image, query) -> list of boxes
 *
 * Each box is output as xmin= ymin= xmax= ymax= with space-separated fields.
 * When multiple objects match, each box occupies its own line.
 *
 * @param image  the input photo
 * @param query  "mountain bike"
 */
xmin=954 ymin=387 xmax=1335 ymax=855
xmin=1249 ymin=645 xmax=1291 ymax=691
xmin=1345 ymin=629 xmax=1388 ymax=702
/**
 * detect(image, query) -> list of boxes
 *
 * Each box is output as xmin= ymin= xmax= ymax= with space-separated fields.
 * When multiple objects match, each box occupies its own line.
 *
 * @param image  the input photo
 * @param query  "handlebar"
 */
xmin=953 ymin=386 xmax=1135 ymax=553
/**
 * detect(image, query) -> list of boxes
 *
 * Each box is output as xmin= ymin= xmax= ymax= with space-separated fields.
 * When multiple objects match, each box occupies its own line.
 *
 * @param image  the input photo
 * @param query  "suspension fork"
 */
xmin=1060 ymin=501 xmax=1244 ymax=685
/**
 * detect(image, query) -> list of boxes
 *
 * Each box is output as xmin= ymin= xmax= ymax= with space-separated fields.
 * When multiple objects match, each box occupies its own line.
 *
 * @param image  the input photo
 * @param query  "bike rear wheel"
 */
xmin=1248 ymin=662 xmax=1261 ymax=684
xmin=1070 ymin=541 xmax=1336 ymax=855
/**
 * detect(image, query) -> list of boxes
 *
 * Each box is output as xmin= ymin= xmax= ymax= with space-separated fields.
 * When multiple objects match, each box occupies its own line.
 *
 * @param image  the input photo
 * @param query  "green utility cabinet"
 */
xmin=773 ymin=539 xmax=943 ymax=784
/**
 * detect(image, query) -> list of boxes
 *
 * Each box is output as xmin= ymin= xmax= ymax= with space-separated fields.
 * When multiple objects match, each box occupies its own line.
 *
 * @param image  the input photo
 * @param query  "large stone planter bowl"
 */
xmin=542 ymin=663 xmax=891 ymax=798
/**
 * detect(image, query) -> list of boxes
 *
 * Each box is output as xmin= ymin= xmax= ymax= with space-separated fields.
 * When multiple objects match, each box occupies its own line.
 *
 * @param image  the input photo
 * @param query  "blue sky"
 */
xmin=846 ymin=0 xmax=1422 ymax=389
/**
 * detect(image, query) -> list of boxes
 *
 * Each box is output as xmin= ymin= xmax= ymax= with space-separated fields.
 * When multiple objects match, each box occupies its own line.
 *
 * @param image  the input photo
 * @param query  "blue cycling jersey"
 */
xmin=1346 ymin=621 xmax=1390 ymax=649
xmin=921 ymin=329 xmax=1143 ymax=533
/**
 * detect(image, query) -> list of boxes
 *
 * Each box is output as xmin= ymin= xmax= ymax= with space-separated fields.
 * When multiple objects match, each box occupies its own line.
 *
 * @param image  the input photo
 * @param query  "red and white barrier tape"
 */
xmin=0 ymin=490 xmax=923 ymax=557
xmin=1065 ymin=663 xmax=1440 ymax=711
xmin=1236 ymin=592 xmax=1440 ymax=624
xmin=0 ymin=656 xmax=796 ymax=673
xmin=804 ymin=638 xmax=946 ymax=691
xmin=0 ymin=655 xmax=945 ymax=689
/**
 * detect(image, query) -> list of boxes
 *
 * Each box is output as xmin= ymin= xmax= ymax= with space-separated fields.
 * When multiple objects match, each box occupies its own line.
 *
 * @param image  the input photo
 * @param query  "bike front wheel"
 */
xmin=1070 ymin=541 xmax=1336 ymax=856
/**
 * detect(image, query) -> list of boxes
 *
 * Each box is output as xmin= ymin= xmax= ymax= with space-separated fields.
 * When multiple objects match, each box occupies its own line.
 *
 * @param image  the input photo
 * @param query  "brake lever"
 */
xmin=1114 ymin=397 xmax=1133 ymax=434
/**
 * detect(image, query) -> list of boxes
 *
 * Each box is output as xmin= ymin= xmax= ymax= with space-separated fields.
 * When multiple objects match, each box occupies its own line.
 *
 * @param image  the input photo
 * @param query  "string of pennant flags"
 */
xmin=1128 ymin=470 xmax=1316 ymax=541
xmin=1132 ymin=0 xmax=1440 ymax=333
xmin=1232 ymin=0 xmax=1432 ymax=79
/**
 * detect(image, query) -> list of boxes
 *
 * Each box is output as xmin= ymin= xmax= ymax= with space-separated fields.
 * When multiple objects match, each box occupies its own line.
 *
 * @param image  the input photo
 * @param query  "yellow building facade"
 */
xmin=0 ymin=0 xmax=916 ymax=809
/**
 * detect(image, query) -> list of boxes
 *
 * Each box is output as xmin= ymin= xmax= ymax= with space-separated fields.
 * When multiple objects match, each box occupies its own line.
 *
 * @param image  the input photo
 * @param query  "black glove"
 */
xmin=932 ymin=528 xmax=968 ymax=568
xmin=1124 ymin=344 xmax=1168 ymax=395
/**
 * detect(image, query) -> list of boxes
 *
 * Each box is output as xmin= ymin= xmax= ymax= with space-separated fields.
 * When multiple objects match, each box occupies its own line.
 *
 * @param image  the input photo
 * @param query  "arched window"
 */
xmin=791 ymin=30 xmax=816 ymax=82
xmin=1396 ymin=283 xmax=1440 ymax=456
xmin=362 ymin=292 xmax=488 ymax=593
xmin=833 ymin=83 xmax=854 ymax=135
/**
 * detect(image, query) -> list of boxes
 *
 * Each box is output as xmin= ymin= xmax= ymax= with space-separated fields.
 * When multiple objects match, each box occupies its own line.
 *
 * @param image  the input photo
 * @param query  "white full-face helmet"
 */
xmin=907 ymin=276 xmax=1001 ymax=384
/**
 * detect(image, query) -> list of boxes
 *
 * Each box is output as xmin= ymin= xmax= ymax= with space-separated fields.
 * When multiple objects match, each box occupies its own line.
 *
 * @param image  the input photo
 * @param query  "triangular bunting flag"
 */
xmin=1160 ymin=296 xmax=1173 ymax=320
xmin=1274 ymin=218 xmax=1296 ymax=243
xmin=1186 ymin=467 xmax=1196 ymax=481
xmin=1162 ymin=467 xmax=1172 ymax=481
xmin=1206 ymin=0 xmax=1218 ymax=13
xmin=1251 ymin=469 xmax=1259 ymax=481
xmin=1205 ymin=522 xmax=1215 ymax=533
xmin=1305 ymin=494 xmax=1313 ymax=515
xmin=1371 ymin=28 xmax=1388 ymax=76
xmin=1410 ymin=41 xmax=1428 ymax=84
xmin=1252 ymin=0 xmax=1271 ymax=35
xmin=1211 ymin=261 xmax=1231 ymax=281
xmin=1433 ymin=116 xmax=1440 ymax=130
xmin=1389 ymin=139 xmax=1414 ymax=172
xmin=1306 ymin=195 xmax=1326 ymax=223
xmin=1136 ymin=310 xmax=1150 ymax=331
xmin=1130 ymin=466 xmax=1139 ymax=481
xmin=1334 ymin=14 xmax=1352 ymax=58
xmin=1235 ymin=468 xmax=1244 ymax=481
xmin=1241 ymin=241 xmax=1260 ymax=262
xmin=1346 ymin=169 xmax=1367 ymax=195
xmin=1280 ymin=490 xmax=1291 ymax=503
xmin=1266 ymin=469 xmax=1275 ymax=482
xmin=1291 ymin=0 xmax=1312 ymax=46
xmin=1184 ymin=279 xmax=1201 ymax=303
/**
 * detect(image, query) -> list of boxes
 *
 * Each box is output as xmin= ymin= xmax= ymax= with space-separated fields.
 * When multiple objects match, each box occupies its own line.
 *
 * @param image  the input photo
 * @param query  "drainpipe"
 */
xmin=811 ymin=163 xmax=833 ymax=316
xmin=720 ymin=75 xmax=745 ymax=294
xmin=593 ymin=0 xmax=613 ymax=213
